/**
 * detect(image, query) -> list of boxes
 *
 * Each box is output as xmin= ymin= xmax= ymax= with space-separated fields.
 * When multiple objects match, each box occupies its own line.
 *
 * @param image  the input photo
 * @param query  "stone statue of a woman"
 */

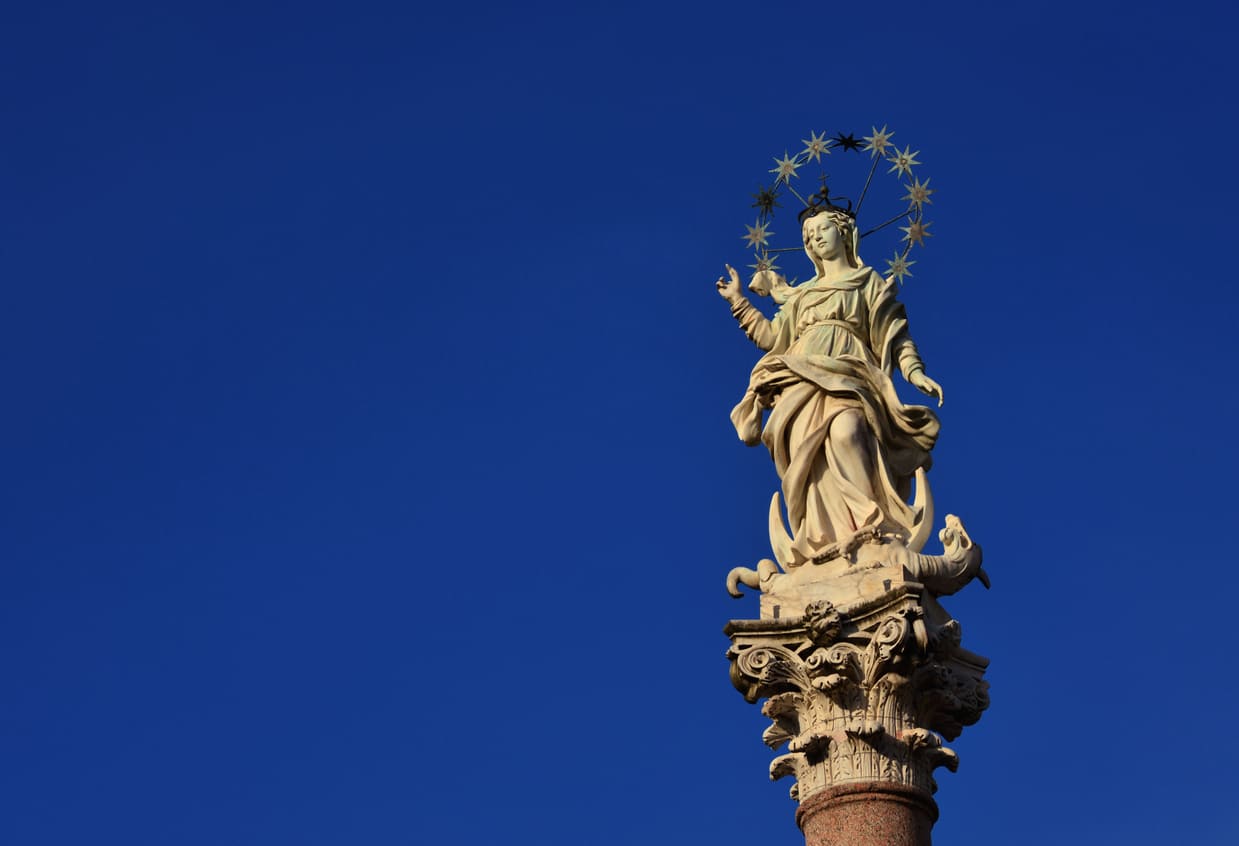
xmin=717 ymin=199 xmax=946 ymax=570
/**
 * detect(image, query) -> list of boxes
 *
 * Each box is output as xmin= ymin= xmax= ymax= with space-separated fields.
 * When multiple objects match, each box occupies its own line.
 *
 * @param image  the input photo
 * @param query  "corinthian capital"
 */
xmin=726 ymin=585 xmax=988 ymax=803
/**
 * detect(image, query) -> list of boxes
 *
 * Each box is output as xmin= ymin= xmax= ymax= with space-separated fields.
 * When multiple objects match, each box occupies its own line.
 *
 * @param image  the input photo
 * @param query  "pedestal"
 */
xmin=725 ymin=565 xmax=988 ymax=845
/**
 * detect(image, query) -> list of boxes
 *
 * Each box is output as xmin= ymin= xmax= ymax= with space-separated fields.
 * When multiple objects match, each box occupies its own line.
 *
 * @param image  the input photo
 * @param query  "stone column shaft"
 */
xmin=797 ymin=782 xmax=937 ymax=846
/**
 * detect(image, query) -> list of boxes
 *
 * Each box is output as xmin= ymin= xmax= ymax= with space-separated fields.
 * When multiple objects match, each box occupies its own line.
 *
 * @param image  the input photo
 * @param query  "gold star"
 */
xmin=800 ymin=131 xmax=831 ymax=163
xmin=886 ymin=251 xmax=915 ymax=282
xmin=902 ymin=177 xmax=935 ymax=208
xmin=862 ymin=125 xmax=894 ymax=157
xmin=743 ymin=219 xmax=774 ymax=249
xmin=900 ymin=219 xmax=933 ymax=246
xmin=749 ymin=251 xmax=780 ymax=273
xmin=769 ymin=151 xmax=802 ymax=184
xmin=886 ymin=145 xmax=922 ymax=177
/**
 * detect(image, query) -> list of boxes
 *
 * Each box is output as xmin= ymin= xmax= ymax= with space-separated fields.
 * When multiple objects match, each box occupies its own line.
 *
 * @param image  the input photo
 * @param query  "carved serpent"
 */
xmin=901 ymin=515 xmax=990 ymax=596
xmin=726 ymin=557 xmax=780 ymax=598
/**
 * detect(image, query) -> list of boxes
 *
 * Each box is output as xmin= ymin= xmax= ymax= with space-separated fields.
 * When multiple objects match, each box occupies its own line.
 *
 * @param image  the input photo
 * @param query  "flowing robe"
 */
xmin=729 ymin=266 xmax=939 ymax=551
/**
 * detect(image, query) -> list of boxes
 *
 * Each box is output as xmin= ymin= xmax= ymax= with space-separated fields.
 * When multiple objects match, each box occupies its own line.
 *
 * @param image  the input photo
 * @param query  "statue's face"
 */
xmin=803 ymin=215 xmax=843 ymax=261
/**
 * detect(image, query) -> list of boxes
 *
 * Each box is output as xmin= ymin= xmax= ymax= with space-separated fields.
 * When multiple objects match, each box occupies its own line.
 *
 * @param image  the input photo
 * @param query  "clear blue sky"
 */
xmin=4 ymin=1 xmax=1238 ymax=843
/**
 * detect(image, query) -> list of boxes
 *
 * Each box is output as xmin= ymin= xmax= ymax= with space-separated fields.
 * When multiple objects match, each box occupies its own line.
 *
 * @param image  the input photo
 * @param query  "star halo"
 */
xmin=738 ymin=125 xmax=936 ymax=286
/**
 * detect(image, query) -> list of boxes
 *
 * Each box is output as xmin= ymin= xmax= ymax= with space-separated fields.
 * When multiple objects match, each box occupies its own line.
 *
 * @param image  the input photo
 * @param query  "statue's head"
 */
xmin=800 ymin=207 xmax=859 ymax=270
xmin=798 ymin=187 xmax=860 ymax=272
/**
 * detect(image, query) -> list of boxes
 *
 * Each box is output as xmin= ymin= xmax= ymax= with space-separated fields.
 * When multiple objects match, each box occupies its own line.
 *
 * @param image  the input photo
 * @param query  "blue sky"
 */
xmin=3 ymin=1 xmax=1238 ymax=843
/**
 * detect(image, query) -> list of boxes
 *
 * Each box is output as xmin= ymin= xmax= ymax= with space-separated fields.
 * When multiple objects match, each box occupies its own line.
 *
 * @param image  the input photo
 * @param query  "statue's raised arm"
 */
xmin=716 ymin=263 xmax=778 ymax=352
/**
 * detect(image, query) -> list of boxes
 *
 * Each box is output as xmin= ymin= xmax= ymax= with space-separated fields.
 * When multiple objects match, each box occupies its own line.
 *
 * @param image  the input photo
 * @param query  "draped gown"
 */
xmin=729 ymin=265 xmax=939 ymax=554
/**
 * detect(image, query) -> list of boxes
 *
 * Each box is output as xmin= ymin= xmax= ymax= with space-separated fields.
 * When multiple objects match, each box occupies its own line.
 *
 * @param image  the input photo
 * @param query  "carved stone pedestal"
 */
xmin=725 ymin=565 xmax=988 ymax=846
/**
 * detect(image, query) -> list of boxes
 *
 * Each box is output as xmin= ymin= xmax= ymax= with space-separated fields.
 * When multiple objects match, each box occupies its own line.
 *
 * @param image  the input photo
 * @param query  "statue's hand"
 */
xmin=909 ymin=370 xmax=944 ymax=407
xmin=715 ymin=264 xmax=744 ymax=304
xmin=748 ymin=269 xmax=775 ymax=297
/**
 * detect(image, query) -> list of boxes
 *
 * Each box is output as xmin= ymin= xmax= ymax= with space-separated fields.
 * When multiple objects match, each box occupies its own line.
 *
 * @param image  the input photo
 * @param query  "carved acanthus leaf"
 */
xmin=761 ymin=692 xmax=803 ymax=750
xmin=770 ymin=753 xmax=803 ymax=782
xmin=900 ymin=728 xmax=959 ymax=772
xmin=823 ymin=643 xmax=862 ymax=683
xmin=911 ymin=661 xmax=989 ymax=740
xmin=737 ymin=645 xmax=812 ymax=695
xmin=787 ymin=731 xmax=830 ymax=755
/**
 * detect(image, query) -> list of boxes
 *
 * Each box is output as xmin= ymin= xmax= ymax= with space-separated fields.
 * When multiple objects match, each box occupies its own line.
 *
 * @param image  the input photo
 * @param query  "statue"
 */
xmin=718 ymin=134 xmax=987 ymax=605
xmin=723 ymin=130 xmax=991 ymax=842
xmin=720 ymin=130 xmax=992 ymax=841
xmin=719 ymin=198 xmax=942 ymax=565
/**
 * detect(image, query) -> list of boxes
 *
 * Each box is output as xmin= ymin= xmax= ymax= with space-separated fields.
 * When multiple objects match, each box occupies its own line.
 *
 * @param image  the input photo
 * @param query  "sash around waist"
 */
xmin=795 ymin=318 xmax=865 ymax=340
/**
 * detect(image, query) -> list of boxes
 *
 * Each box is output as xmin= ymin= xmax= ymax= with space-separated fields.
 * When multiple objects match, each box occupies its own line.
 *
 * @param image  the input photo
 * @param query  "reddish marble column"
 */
xmin=795 ymin=782 xmax=938 ymax=846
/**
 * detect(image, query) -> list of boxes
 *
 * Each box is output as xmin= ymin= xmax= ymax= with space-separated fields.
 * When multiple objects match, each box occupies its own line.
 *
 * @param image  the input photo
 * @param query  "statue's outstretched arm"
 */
xmin=716 ymin=264 xmax=776 ymax=351
xmin=728 ymin=297 xmax=776 ymax=350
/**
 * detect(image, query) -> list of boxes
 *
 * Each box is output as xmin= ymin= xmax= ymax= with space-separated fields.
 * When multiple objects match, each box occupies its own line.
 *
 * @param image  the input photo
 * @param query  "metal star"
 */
xmin=900 ymin=219 xmax=933 ymax=246
xmin=902 ymin=177 xmax=935 ymax=209
xmin=770 ymin=151 xmax=802 ymax=184
xmin=750 ymin=184 xmax=782 ymax=220
xmin=862 ymin=125 xmax=895 ymax=157
xmin=801 ymin=131 xmax=831 ymax=163
xmin=743 ymin=219 xmax=774 ymax=249
xmin=886 ymin=251 xmax=915 ymax=282
xmin=830 ymin=132 xmax=863 ymax=153
xmin=749 ymin=251 xmax=780 ymax=273
xmin=887 ymin=145 xmax=922 ymax=178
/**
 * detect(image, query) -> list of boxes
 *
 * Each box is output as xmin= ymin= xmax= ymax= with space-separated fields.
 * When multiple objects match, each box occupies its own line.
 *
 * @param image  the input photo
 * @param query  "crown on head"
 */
xmin=797 ymin=185 xmax=856 ymax=224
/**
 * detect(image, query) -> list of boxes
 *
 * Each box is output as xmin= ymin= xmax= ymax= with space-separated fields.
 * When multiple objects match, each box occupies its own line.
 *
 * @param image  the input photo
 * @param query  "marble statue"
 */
xmin=719 ymin=203 xmax=941 ymax=560
xmin=719 ymin=196 xmax=987 ymax=606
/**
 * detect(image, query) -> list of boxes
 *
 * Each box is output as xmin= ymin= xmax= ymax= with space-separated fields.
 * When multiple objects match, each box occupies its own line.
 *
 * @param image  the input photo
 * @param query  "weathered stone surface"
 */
xmin=725 ymin=580 xmax=988 ymax=803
